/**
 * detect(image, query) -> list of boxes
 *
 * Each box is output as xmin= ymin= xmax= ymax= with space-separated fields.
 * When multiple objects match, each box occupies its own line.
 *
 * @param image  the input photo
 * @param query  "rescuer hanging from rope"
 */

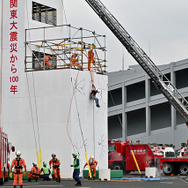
xmin=10 ymin=151 xmax=27 ymax=188
xmin=70 ymin=53 xmax=82 ymax=70
xmin=90 ymin=84 xmax=100 ymax=108
xmin=88 ymin=47 xmax=95 ymax=71
xmin=49 ymin=153 xmax=61 ymax=183
xmin=43 ymin=55 xmax=51 ymax=69
xmin=83 ymin=156 xmax=98 ymax=180
xmin=28 ymin=162 xmax=41 ymax=182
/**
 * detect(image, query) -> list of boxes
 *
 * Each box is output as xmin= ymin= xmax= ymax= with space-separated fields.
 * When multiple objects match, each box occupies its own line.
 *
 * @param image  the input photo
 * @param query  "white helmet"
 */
xmin=91 ymin=155 xmax=94 ymax=159
xmin=16 ymin=151 xmax=21 ymax=156
xmin=33 ymin=162 xmax=37 ymax=166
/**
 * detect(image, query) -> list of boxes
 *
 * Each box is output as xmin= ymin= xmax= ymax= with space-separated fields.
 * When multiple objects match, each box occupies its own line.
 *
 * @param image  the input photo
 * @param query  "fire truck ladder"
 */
xmin=85 ymin=0 xmax=188 ymax=125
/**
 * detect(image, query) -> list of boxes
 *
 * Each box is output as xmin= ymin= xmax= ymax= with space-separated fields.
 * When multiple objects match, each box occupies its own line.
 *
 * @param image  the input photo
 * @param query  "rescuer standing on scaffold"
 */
xmin=10 ymin=151 xmax=27 ymax=188
xmin=43 ymin=55 xmax=51 ymax=69
xmin=70 ymin=53 xmax=82 ymax=70
xmin=49 ymin=153 xmax=61 ymax=183
xmin=88 ymin=46 xmax=95 ymax=71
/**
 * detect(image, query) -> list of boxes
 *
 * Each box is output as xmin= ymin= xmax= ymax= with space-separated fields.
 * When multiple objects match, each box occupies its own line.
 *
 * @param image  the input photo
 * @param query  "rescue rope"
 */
xmin=93 ymin=99 xmax=96 ymax=158
xmin=66 ymin=71 xmax=80 ymax=151
xmin=70 ymin=73 xmax=92 ymax=178
xmin=60 ymin=0 xmax=68 ymax=24
xmin=25 ymin=73 xmax=38 ymax=150
xmin=25 ymin=1 xmax=42 ymax=168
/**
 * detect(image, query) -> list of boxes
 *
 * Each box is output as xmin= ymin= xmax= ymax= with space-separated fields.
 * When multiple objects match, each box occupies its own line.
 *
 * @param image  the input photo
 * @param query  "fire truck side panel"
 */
xmin=0 ymin=130 xmax=9 ymax=183
xmin=125 ymin=144 xmax=155 ymax=171
xmin=108 ymin=142 xmax=125 ymax=169
xmin=159 ymin=157 xmax=188 ymax=169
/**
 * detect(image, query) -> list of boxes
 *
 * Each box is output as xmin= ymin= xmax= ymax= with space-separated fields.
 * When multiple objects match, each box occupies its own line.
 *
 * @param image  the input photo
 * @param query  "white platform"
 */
xmin=145 ymin=167 xmax=157 ymax=178
xmin=99 ymin=169 xmax=111 ymax=181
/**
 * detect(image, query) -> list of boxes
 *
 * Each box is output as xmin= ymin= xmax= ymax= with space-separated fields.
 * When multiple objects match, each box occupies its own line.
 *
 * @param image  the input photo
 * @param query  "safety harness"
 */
xmin=15 ymin=158 xmax=23 ymax=174
xmin=52 ymin=158 xmax=60 ymax=168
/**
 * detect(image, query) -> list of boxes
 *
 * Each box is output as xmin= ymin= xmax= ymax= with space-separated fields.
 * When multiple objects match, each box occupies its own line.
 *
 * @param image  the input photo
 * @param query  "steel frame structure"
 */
xmin=25 ymin=24 xmax=107 ymax=74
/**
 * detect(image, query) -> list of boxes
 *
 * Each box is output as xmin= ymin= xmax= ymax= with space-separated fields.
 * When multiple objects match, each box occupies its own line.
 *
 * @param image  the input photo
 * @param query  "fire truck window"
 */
xmin=165 ymin=152 xmax=175 ymax=157
xmin=108 ymin=145 xmax=115 ymax=152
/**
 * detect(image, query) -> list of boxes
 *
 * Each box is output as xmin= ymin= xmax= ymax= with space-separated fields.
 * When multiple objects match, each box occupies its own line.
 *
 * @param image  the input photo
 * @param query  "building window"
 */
xmin=108 ymin=88 xmax=122 ymax=107
xmin=108 ymin=114 xmax=122 ymax=139
xmin=151 ymin=103 xmax=171 ymax=131
xmin=175 ymin=68 xmax=188 ymax=89
xmin=127 ymin=81 xmax=145 ymax=102
xmin=127 ymin=108 xmax=146 ymax=136
xmin=32 ymin=1 xmax=57 ymax=26
xmin=32 ymin=51 xmax=56 ymax=70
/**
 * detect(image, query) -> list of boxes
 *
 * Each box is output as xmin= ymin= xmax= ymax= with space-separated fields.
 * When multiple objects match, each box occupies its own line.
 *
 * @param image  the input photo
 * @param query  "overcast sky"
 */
xmin=62 ymin=0 xmax=188 ymax=72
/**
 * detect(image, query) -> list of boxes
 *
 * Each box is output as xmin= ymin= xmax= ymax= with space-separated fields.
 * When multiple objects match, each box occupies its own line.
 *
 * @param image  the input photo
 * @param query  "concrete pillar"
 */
xmin=122 ymin=82 xmax=127 ymax=142
xmin=145 ymin=75 xmax=151 ymax=143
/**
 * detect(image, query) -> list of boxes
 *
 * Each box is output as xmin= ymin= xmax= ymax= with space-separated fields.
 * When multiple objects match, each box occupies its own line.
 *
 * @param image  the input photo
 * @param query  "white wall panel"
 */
xmin=1 ymin=0 xmax=108 ymax=178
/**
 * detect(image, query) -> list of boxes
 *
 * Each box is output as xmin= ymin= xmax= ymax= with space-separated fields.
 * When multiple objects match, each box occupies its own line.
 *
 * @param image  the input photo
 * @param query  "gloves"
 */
xmin=23 ymin=172 xmax=27 ymax=176
xmin=70 ymin=165 xmax=74 ymax=167
xmin=9 ymin=172 xmax=13 ymax=178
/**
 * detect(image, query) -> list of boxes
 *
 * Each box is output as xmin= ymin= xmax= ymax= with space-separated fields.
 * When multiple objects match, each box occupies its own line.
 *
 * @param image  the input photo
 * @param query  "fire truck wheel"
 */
xmin=179 ymin=163 xmax=188 ymax=175
xmin=111 ymin=163 xmax=123 ymax=170
xmin=162 ymin=163 xmax=174 ymax=175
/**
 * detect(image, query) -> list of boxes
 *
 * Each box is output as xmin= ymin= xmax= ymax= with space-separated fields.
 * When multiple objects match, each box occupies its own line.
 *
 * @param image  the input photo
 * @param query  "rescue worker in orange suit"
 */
xmin=88 ymin=48 xmax=95 ymax=70
xmin=70 ymin=53 xmax=82 ymax=70
xmin=83 ymin=156 xmax=98 ymax=180
xmin=43 ymin=55 xmax=51 ymax=69
xmin=28 ymin=162 xmax=41 ymax=182
xmin=49 ymin=153 xmax=61 ymax=183
xmin=10 ymin=151 xmax=27 ymax=188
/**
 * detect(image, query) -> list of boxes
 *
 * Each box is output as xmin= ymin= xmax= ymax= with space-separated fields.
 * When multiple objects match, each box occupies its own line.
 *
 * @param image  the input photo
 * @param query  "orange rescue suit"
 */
xmin=70 ymin=54 xmax=82 ymax=69
xmin=43 ymin=56 xmax=51 ymax=69
xmin=88 ymin=49 xmax=95 ymax=70
xmin=10 ymin=157 xmax=27 ymax=186
xmin=49 ymin=158 xmax=61 ymax=179
xmin=28 ymin=166 xmax=41 ymax=179
xmin=84 ymin=158 xmax=98 ymax=178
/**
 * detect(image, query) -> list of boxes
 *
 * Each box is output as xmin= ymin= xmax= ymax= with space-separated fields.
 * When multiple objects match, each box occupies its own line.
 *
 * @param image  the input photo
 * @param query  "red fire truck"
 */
xmin=0 ymin=128 xmax=14 ymax=184
xmin=108 ymin=140 xmax=188 ymax=175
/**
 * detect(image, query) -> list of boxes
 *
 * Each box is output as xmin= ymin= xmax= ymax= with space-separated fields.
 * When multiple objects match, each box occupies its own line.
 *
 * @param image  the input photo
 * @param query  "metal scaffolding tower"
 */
xmin=25 ymin=24 xmax=107 ymax=74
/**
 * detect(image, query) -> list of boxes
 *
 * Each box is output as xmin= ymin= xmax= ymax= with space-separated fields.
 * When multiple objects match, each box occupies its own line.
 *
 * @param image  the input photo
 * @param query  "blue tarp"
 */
xmin=112 ymin=177 xmax=167 ymax=181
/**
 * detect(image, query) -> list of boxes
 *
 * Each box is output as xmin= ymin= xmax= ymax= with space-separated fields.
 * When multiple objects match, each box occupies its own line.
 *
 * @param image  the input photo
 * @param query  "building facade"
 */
xmin=0 ymin=0 xmax=108 ymax=178
xmin=108 ymin=59 xmax=188 ymax=148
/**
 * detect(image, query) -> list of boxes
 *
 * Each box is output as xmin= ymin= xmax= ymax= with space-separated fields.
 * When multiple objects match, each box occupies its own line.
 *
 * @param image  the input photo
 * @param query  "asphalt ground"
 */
xmin=2 ymin=175 xmax=188 ymax=188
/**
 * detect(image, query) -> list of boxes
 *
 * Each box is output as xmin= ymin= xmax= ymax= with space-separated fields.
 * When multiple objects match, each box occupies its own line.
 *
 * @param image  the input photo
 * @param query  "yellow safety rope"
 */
xmin=36 ymin=149 xmax=40 ymax=167
xmin=39 ymin=148 xmax=43 ymax=168
xmin=85 ymin=152 xmax=92 ymax=178
xmin=131 ymin=150 xmax=141 ymax=175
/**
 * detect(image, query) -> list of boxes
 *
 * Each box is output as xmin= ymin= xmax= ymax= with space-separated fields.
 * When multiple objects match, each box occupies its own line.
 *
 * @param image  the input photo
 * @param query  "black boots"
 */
xmin=75 ymin=182 xmax=82 ymax=186
xmin=56 ymin=178 xmax=61 ymax=183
